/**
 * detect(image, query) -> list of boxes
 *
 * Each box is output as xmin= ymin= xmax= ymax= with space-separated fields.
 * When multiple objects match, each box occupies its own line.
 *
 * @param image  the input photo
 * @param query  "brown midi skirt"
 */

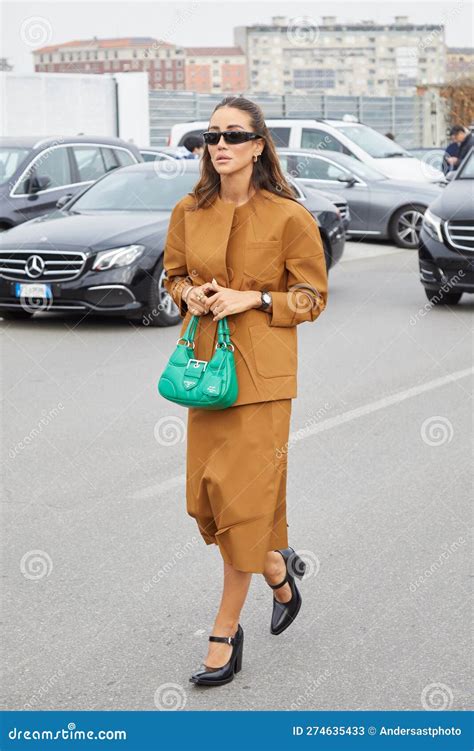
xmin=186 ymin=399 xmax=292 ymax=573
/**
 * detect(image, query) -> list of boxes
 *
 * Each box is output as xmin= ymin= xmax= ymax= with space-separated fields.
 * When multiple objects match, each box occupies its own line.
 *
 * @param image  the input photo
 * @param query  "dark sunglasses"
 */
xmin=202 ymin=130 xmax=265 ymax=145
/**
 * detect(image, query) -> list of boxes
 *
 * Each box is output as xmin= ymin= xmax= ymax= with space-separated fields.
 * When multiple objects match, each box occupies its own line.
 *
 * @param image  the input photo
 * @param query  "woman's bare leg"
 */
xmin=204 ymin=561 xmax=252 ymax=668
xmin=262 ymin=550 xmax=292 ymax=603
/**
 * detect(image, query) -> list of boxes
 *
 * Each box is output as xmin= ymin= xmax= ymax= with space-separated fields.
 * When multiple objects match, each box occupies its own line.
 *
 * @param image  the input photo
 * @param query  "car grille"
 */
xmin=445 ymin=220 xmax=474 ymax=252
xmin=333 ymin=202 xmax=348 ymax=221
xmin=0 ymin=249 xmax=87 ymax=281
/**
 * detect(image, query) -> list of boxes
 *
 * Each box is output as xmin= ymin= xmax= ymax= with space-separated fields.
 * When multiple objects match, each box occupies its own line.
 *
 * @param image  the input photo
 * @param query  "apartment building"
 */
xmin=446 ymin=47 xmax=474 ymax=81
xmin=234 ymin=15 xmax=447 ymax=96
xmin=33 ymin=37 xmax=246 ymax=93
xmin=184 ymin=47 xmax=246 ymax=93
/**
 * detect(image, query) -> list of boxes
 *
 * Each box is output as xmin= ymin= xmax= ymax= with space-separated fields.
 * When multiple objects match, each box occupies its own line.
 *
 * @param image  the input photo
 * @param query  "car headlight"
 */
xmin=422 ymin=208 xmax=444 ymax=243
xmin=92 ymin=244 xmax=145 ymax=271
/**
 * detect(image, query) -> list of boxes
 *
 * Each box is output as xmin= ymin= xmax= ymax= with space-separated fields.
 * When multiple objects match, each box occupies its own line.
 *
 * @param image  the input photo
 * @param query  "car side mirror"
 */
xmin=25 ymin=175 xmax=51 ymax=194
xmin=337 ymin=173 xmax=357 ymax=186
xmin=56 ymin=194 xmax=73 ymax=209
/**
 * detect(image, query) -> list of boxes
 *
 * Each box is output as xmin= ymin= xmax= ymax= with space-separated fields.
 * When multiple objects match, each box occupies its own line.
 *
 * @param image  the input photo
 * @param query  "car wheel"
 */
xmin=0 ymin=309 xmax=34 ymax=320
xmin=390 ymin=204 xmax=426 ymax=249
xmin=139 ymin=257 xmax=182 ymax=327
xmin=424 ymin=288 xmax=463 ymax=305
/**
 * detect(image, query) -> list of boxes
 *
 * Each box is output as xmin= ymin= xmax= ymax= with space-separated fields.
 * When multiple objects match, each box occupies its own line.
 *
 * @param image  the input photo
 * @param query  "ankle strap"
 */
xmin=209 ymin=634 xmax=237 ymax=645
xmin=268 ymin=573 xmax=288 ymax=589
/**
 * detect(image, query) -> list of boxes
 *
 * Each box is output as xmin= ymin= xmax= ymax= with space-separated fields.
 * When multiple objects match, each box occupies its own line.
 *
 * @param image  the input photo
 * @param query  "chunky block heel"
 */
xmin=189 ymin=623 xmax=244 ymax=686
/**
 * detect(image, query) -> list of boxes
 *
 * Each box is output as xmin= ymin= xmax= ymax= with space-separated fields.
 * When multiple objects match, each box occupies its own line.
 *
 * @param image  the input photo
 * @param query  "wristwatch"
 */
xmin=259 ymin=290 xmax=272 ymax=311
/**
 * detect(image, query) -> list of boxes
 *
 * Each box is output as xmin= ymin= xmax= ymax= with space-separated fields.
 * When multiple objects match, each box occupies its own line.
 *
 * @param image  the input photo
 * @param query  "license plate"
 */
xmin=15 ymin=283 xmax=52 ymax=299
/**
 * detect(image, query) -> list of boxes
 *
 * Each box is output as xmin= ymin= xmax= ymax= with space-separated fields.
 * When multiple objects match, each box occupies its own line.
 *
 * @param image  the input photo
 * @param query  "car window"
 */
xmin=334 ymin=124 xmax=407 ymax=158
xmin=301 ymin=129 xmax=344 ymax=153
xmin=177 ymin=130 xmax=204 ymax=146
xmin=0 ymin=147 xmax=31 ymax=183
xmin=18 ymin=146 xmax=72 ymax=193
xmin=268 ymin=128 xmax=290 ymax=147
xmin=70 ymin=169 xmax=198 ymax=211
xmin=102 ymin=147 xmax=119 ymax=172
xmin=114 ymin=149 xmax=135 ymax=167
xmin=73 ymin=145 xmax=106 ymax=182
xmin=289 ymin=155 xmax=347 ymax=181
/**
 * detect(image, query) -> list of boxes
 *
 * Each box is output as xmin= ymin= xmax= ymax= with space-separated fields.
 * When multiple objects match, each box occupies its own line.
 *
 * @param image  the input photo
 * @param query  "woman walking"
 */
xmin=162 ymin=96 xmax=328 ymax=686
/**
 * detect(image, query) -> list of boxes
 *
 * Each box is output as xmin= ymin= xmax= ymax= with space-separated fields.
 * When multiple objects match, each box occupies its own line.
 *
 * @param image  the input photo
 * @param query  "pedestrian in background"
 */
xmin=446 ymin=125 xmax=473 ymax=171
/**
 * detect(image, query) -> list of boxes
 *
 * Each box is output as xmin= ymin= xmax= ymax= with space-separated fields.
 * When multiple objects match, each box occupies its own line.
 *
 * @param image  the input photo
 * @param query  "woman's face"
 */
xmin=206 ymin=107 xmax=264 ymax=176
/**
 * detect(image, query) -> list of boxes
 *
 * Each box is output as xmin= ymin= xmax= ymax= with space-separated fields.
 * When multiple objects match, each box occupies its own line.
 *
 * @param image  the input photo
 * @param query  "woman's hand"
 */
xmin=183 ymin=283 xmax=213 ymax=316
xmin=202 ymin=278 xmax=261 ymax=321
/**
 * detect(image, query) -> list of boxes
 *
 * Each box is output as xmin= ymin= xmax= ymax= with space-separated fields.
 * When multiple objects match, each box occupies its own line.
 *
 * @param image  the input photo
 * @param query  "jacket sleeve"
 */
xmin=268 ymin=205 xmax=328 ymax=327
xmin=162 ymin=200 xmax=194 ymax=318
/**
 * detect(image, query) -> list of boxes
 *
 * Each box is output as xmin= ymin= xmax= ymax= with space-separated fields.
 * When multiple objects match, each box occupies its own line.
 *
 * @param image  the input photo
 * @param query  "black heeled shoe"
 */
xmin=189 ymin=623 xmax=244 ymax=686
xmin=268 ymin=547 xmax=306 ymax=635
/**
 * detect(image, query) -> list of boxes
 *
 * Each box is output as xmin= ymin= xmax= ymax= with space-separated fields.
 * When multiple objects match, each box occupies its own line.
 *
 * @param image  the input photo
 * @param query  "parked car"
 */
xmin=277 ymin=148 xmax=443 ymax=248
xmin=0 ymin=160 xmax=344 ymax=324
xmin=408 ymin=147 xmax=447 ymax=175
xmin=418 ymin=147 xmax=474 ymax=304
xmin=0 ymin=135 xmax=143 ymax=230
xmin=169 ymin=118 xmax=445 ymax=184
xmin=140 ymin=146 xmax=195 ymax=161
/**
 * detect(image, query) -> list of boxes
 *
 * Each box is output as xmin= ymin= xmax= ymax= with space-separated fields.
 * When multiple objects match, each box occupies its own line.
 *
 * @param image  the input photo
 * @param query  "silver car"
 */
xmin=278 ymin=148 xmax=444 ymax=248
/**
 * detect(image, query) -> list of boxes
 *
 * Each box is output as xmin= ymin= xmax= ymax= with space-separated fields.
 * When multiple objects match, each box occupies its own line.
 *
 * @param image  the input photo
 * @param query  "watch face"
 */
xmin=262 ymin=292 xmax=271 ymax=304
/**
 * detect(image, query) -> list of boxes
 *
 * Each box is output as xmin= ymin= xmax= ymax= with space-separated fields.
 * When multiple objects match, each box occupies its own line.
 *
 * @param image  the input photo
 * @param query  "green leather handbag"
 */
xmin=158 ymin=314 xmax=238 ymax=409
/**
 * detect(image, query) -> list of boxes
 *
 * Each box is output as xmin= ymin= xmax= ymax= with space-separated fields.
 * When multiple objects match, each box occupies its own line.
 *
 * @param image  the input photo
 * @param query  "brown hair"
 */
xmin=186 ymin=96 xmax=299 ymax=210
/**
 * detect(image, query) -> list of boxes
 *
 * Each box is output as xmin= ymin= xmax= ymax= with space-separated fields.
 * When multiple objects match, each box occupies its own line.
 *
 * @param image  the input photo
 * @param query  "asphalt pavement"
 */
xmin=1 ymin=239 xmax=472 ymax=712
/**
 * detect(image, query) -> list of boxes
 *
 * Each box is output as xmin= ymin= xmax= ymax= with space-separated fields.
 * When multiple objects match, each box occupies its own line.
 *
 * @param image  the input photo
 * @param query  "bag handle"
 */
xmin=181 ymin=314 xmax=232 ymax=348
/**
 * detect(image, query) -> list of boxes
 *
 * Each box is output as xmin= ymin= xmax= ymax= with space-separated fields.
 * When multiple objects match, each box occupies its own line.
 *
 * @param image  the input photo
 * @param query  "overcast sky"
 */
xmin=1 ymin=0 xmax=472 ymax=74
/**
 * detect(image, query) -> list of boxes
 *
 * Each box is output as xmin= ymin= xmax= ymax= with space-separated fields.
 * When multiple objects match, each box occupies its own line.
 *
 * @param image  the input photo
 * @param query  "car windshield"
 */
xmin=457 ymin=149 xmax=474 ymax=178
xmin=332 ymin=124 xmax=410 ymax=159
xmin=0 ymin=147 xmax=31 ymax=182
xmin=70 ymin=169 xmax=197 ymax=211
xmin=332 ymin=155 xmax=386 ymax=181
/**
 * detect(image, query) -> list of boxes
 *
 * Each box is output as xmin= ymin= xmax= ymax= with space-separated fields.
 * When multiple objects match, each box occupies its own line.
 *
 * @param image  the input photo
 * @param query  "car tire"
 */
xmin=424 ymin=288 xmax=463 ymax=305
xmin=0 ymin=309 xmax=34 ymax=320
xmin=389 ymin=204 xmax=426 ymax=249
xmin=138 ymin=257 xmax=182 ymax=327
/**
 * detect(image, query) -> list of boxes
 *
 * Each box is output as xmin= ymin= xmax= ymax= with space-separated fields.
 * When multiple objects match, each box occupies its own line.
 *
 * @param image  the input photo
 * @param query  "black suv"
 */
xmin=419 ymin=147 xmax=474 ymax=304
xmin=0 ymin=135 xmax=142 ymax=230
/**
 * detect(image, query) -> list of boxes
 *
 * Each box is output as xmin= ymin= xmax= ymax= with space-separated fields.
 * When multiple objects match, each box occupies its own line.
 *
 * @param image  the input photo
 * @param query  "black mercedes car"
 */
xmin=0 ymin=160 xmax=345 ymax=325
xmin=418 ymin=147 xmax=474 ymax=304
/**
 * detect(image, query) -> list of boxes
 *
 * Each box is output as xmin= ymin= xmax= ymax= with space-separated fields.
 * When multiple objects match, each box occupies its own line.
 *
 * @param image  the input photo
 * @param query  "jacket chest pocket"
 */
xmin=243 ymin=240 xmax=283 ymax=284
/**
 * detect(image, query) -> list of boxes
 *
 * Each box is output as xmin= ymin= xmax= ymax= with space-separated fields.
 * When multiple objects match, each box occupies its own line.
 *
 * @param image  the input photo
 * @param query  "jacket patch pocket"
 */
xmin=248 ymin=323 xmax=297 ymax=378
xmin=244 ymin=240 xmax=283 ymax=284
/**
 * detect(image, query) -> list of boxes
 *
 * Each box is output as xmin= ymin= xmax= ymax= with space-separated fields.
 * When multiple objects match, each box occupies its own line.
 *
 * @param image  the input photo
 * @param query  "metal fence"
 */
xmin=149 ymin=90 xmax=447 ymax=148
